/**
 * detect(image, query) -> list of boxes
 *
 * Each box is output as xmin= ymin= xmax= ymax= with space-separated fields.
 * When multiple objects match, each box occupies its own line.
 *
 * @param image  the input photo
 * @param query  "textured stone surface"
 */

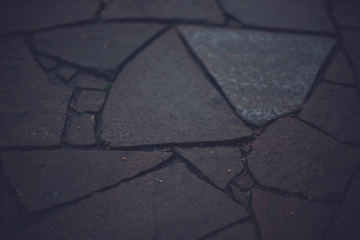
xmin=299 ymin=83 xmax=360 ymax=143
xmin=252 ymin=189 xmax=333 ymax=240
xmin=220 ymin=0 xmax=334 ymax=31
xmin=207 ymin=222 xmax=256 ymax=240
xmin=248 ymin=118 xmax=360 ymax=197
xmin=74 ymin=90 xmax=106 ymax=113
xmin=1 ymin=150 xmax=171 ymax=211
xmin=102 ymin=30 xmax=251 ymax=146
xmin=0 ymin=185 xmax=18 ymax=233
xmin=342 ymin=31 xmax=360 ymax=79
xmin=102 ymin=0 xmax=223 ymax=23
xmin=64 ymin=115 xmax=96 ymax=145
xmin=333 ymin=2 xmax=360 ymax=29
xmin=233 ymin=172 xmax=254 ymax=189
xmin=0 ymin=38 xmax=72 ymax=147
xmin=34 ymin=23 xmax=165 ymax=70
xmin=13 ymin=162 xmax=248 ymax=239
xmin=75 ymin=74 xmax=109 ymax=89
xmin=177 ymin=147 xmax=243 ymax=189
xmin=56 ymin=66 xmax=77 ymax=81
xmin=324 ymin=52 xmax=356 ymax=85
xmin=180 ymin=26 xmax=335 ymax=125
xmin=38 ymin=56 xmax=58 ymax=70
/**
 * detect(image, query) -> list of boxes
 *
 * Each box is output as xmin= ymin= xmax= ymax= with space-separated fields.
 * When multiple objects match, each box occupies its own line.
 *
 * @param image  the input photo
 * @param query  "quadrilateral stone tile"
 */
xmin=75 ymin=73 xmax=109 ymax=89
xmin=74 ymin=90 xmax=106 ymax=113
xmin=101 ymin=30 xmax=251 ymax=146
xmin=206 ymin=222 xmax=256 ymax=240
xmin=64 ymin=115 xmax=96 ymax=145
xmin=34 ymin=23 xmax=165 ymax=70
xmin=13 ymin=162 xmax=248 ymax=240
xmin=56 ymin=65 xmax=77 ymax=82
xmin=1 ymin=150 xmax=171 ymax=211
xmin=342 ymin=30 xmax=360 ymax=80
xmin=248 ymin=118 xmax=360 ymax=198
xmin=324 ymin=52 xmax=356 ymax=85
xmin=332 ymin=2 xmax=360 ymax=29
xmin=180 ymin=26 xmax=335 ymax=125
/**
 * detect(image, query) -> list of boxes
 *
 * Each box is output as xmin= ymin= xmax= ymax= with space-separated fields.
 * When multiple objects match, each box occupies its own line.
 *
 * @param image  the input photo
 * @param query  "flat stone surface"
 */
xmin=0 ymin=0 xmax=99 ymax=34
xmin=74 ymin=90 xmax=106 ymax=113
xmin=102 ymin=30 xmax=251 ymax=146
xmin=180 ymin=26 xmax=335 ymax=125
xmin=299 ymin=83 xmax=360 ymax=143
xmin=0 ymin=38 xmax=72 ymax=147
xmin=75 ymin=74 xmax=109 ymax=89
xmin=34 ymin=23 xmax=165 ymax=70
xmin=220 ymin=0 xmax=334 ymax=31
xmin=56 ymin=66 xmax=77 ymax=81
xmin=38 ymin=56 xmax=58 ymax=70
xmin=333 ymin=2 xmax=360 ymax=29
xmin=231 ymin=184 xmax=251 ymax=207
xmin=102 ymin=0 xmax=223 ymax=23
xmin=64 ymin=115 xmax=96 ymax=145
xmin=177 ymin=147 xmax=243 ymax=189
xmin=252 ymin=189 xmax=333 ymax=240
xmin=324 ymin=52 xmax=356 ymax=85
xmin=342 ymin=30 xmax=360 ymax=79
xmin=0 ymin=186 xmax=18 ymax=233
xmin=233 ymin=172 xmax=254 ymax=189
xmin=1 ymin=150 xmax=171 ymax=211
xmin=13 ymin=162 xmax=248 ymax=239
xmin=207 ymin=222 xmax=256 ymax=240
xmin=248 ymin=118 xmax=360 ymax=197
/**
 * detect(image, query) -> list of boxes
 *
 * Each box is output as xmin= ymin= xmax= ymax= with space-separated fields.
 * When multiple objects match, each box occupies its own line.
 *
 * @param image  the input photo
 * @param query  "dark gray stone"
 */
xmin=74 ymin=90 xmax=106 ymax=113
xmin=324 ymin=52 xmax=356 ymax=85
xmin=180 ymin=26 xmax=335 ymax=125
xmin=333 ymin=2 xmax=360 ymax=29
xmin=75 ymin=74 xmax=109 ymax=89
xmin=64 ymin=115 xmax=96 ymax=145
xmin=252 ymin=189 xmax=333 ymax=240
xmin=101 ymin=30 xmax=251 ymax=146
xmin=248 ymin=118 xmax=360 ymax=197
xmin=233 ymin=172 xmax=254 ymax=189
xmin=0 ymin=38 xmax=72 ymax=147
xmin=56 ymin=66 xmax=77 ymax=81
xmin=177 ymin=147 xmax=243 ymax=189
xmin=220 ymin=0 xmax=334 ymax=31
xmin=207 ymin=222 xmax=256 ymax=240
xmin=231 ymin=184 xmax=251 ymax=207
xmin=1 ymin=150 xmax=171 ymax=211
xmin=102 ymin=0 xmax=223 ymax=23
xmin=13 ymin=162 xmax=248 ymax=239
xmin=299 ymin=83 xmax=360 ymax=143
xmin=0 ymin=187 xmax=18 ymax=233
xmin=342 ymin=30 xmax=360 ymax=79
xmin=34 ymin=23 xmax=165 ymax=70
xmin=38 ymin=56 xmax=58 ymax=70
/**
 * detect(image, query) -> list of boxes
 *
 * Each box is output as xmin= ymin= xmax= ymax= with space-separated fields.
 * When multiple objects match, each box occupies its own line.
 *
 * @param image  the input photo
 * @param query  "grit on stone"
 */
xmin=64 ymin=115 xmax=96 ymax=146
xmin=13 ymin=162 xmax=248 ymax=240
xmin=177 ymin=147 xmax=243 ymax=189
xmin=332 ymin=2 xmax=360 ymax=29
xmin=102 ymin=0 xmax=223 ymax=23
xmin=206 ymin=222 xmax=256 ymax=240
xmin=324 ymin=52 xmax=356 ymax=85
xmin=342 ymin=31 xmax=360 ymax=79
xmin=0 ymin=38 xmax=72 ymax=147
xmin=74 ymin=90 xmax=107 ymax=113
xmin=247 ymin=118 xmax=360 ymax=198
xmin=180 ymin=26 xmax=335 ymax=125
xmin=34 ymin=23 xmax=165 ymax=70
xmin=252 ymin=189 xmax=333 ymax=240
xmin=1 ymin=150 xmax=171 ymax=211
xmin=101 ymin=30 xmax=251 ymax=146
xmin=220 ymin=0 xmax=334 ymax=31
xmin=299 ymin=83 xmax=360 ymax=143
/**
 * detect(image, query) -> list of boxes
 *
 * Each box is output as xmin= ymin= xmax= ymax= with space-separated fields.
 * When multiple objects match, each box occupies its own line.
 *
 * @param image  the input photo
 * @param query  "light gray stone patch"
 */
xmin=324 ymin=52 xmax=356 ymax=85
xmin=74 ymin=90 xmax=106 ymax=113
xmin=64 ymin=115 xmax=96 ymax=145
xmin=333 ymin=2 xmax=360 ymax=29
xmin=206 ymin=222 xmax=256 ymax=240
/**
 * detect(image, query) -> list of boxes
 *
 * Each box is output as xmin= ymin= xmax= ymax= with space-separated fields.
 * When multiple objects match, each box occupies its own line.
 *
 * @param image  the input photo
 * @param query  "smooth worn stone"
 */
xmin=102 ymin=0 xmax=223 ymax=23
xmin=13 ymin=162 xmax=248 ymax=240
xmin=0 ymin=0 xmax=99 ymax=34
xmin=177 ymin=147 xmax=243 ymax=189
xmin=34 ymin=23 xmax=165 ymax=70
xmin=324 ymin=52 xmax=356 ymax=85
xmin=1 ymin=150 xmax=171 ymax=211
xmin=206 ymin=222 xmax=256 ymax=240
xmin=300 ymin=83 xmax=360 ymax=143
xmin=342 ymin=30 xmax=360 ymax=79
xmin=64 ymin=115 xmax=96 ymax=145
xmin=332 ymin=2 xmax=360 ymax=29
xmin=75 ymin=74 xmax=109 ymax=89
xmin=180 ymin=26 xmax=335 ymax=125
xmin=248 ymin=118 xmax=360 ymax=198
xmin=0 ymin=38 xmax=72 ymax=147
xmin=74 ymin=90 xmax=106 ymax=113
xmin=56 ymin=66 xmax=77 ymax=82
xmin=252 ymin=189 xmax=333 ymax=240
xmin=102 ymin=30 xmax=251 ymax=146
xmin=220 ymin=0 xmax=334 ymax=32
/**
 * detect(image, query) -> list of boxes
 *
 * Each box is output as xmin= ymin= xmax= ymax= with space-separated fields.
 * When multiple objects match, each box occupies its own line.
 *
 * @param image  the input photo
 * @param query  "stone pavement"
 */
xmin=0 ymin=0 xmax=360 ymax=239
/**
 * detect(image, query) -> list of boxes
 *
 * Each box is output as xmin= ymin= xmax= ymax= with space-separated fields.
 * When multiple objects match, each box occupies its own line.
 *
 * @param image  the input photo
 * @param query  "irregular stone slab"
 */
xmin=180 ymin=26 xmax=335 ymax=125
xmin=1 ymin=150 xmax=171 ymax=211
xmin=56 ymin=66 xmax=77 ymax=81
xmin=248 ymin=118 xmax=360 ymax=197
xmin=207 ymin=222 xmax=256 ymax=240
xmin=74 ymin=90 xmax=106 ymax=113
xmin=342 ymin=30 xmax=360 ymax=79
xmin=13 ymin=162 xmax=248 ymax=239
xmin=0 ymin=38 xmax=72 ymax=147
xmin=34 ymin=23 xmax=165 ymax=70
xmin=102 ymin=0 xmax=223 ymax=23
xmin=37 ymin=56 xmax=58 ymax=70
xmin=0 ymin=0 xmax=99 ymax=34
xmin=333 ymin=2 xmax=360 ymax=29
xmin=64 ymin=115 xmax=96 ymax=145
xmin=102 ymin=30 xmax=251 ymax=146
xmin=252 ymin=189 xmax=333 ymax=240
xmin=299 ymin=83 xmax=360 ymax=143
xmin=75 ymin=73 xmax=109 ymax=89
xmin=220 ymin=0 xmax=334 ymax=31
xmin=233 ymin=172 xmax=254 ymax=189
xmin=177 ymin=147 xmax=243 ymax=189
xmin=324 ymin=52 xmax=356 ymax=85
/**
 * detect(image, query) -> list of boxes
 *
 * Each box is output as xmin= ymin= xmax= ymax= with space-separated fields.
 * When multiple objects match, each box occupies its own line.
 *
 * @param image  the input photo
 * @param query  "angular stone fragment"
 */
xmin=64 ymin=115 xmax=96 ymax=145
xmin=231 ymin=184 xmax=251 ymax=207
xmin=75 ymin=74 xmax=109 ymax=89
xmin=220 ymin=0 xmax=334 ymax=31
xmin=13 ymin=162 xmax=248 ymax=239
xmin=34 ymin=23 xmax=165 ymax=70
xmin=299 ymin=83 xmax=360 ymax=143
xmin=56 ymin=66 xmax=77 ymax=82
xmin=102 ymin=30 xmax=251 ymax=146
xmin=37 ymin=56 xmax=58 ymax=70
xmin=324 ymin=52 xmax=356 ymax=85
xmin=332 ymin=2 xmax=360 ymax=29
xmin=342 ymin=31 xmax=360 ymax=79
xmin=248 ymin=118 xmax=360 ymax=197
xmin=1 ymin=150 xmax=171 ymax=211
xmin=74 ymin=90 xmax=106 ymax=113
xmin=206 ymin=222 xmax=256 ymax=240
xmin=0 ymin=38 xmax=72 ymax=147
xmin=252 ymin=189 xmax=333 ymax=240
xmin=180 ymin=26 xmax=335 ymax=125
xmin=233 ymin=172 xmax=254 ymax=189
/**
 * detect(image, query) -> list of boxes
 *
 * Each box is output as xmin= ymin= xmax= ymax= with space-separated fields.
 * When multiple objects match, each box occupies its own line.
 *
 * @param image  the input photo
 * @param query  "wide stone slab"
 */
xmin=220 ymin=0 xmax=334 ymax=31
xmin=1 ymin=150 xmax=171 ymax=211
xmin=0 ymin=38 xmax=72 ymax=147
xmin=324 ymin=52 xmax=356 ymax=85
xmin=342 ymin=31 xmax=360 ymax=79
xmin=248 ymin=118 xmax=360 ymax=198
xmin=332 ymin=2 xmax=360 ymax=29
xmin=180 ymin=26 xmax=335 ymax=125
xmin=34 ymin=23 xmax=165 ymax=70
xmin=101 ymin=30 xmax=251 ymax=146
xmin=13 ymin=162 xmax=248 ymax=240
